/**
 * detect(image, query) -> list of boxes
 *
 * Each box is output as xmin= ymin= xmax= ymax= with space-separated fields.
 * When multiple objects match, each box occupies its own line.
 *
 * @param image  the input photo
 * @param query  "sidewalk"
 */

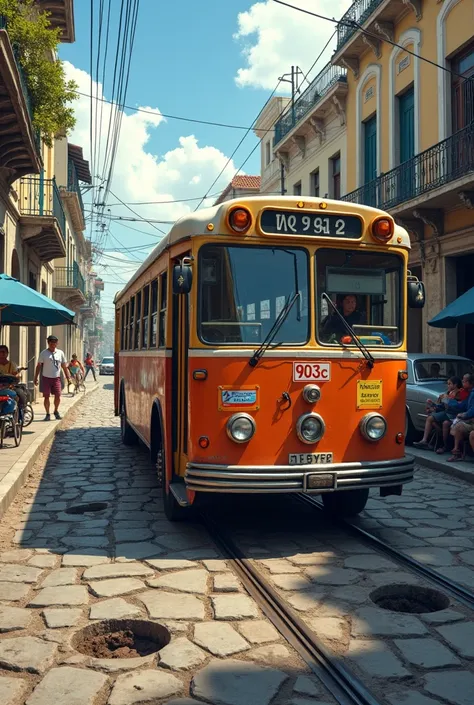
xmin=409 ymin=445 xmax=474 ymax=485
xmin=0 ymin=379 xmax=99 ymax=519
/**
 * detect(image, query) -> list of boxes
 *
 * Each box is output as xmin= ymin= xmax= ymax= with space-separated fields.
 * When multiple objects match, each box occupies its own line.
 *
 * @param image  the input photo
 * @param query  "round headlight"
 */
xmin=296 ymin=413 xmax=325 ymax=444
xmin=226 ymin=413 xmax=256 ymax=443
xmin=303 ymin=384 xmax=321 ymax=404
xmin=360 ymin=413 xmax=387 ymax=441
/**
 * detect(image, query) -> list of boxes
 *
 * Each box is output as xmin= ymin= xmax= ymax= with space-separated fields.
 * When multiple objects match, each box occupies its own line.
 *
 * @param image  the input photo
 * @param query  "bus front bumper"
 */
xmin=185 ymin=456 xmax=414 ymax=494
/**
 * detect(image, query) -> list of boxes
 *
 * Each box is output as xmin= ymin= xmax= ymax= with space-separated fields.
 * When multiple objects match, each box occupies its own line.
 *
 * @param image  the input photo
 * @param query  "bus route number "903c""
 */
xmin=293 ymin=363 xmax=331 ymax=382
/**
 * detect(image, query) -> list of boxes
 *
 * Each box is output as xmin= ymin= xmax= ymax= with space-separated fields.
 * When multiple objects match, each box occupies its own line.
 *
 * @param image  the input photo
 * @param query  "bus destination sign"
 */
xmin=260 ymin=209 xmax=362 ymax=239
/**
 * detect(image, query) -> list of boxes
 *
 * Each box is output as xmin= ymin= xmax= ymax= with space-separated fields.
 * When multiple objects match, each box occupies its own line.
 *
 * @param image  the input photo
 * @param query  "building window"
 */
xmin=293 ymin=182 xmax=302 ymax=196
xmin=331 ymin=154 xmax=341 ymax=199
xmin=265 ymin=141 xmax=271 ymax=166
xmin=150 ymin=279 xmax=158 ymax=347
xmin=452 ymin=42 xmax=474 ymax=132
xmin=142 ymin=285 xmax=150 ymax=348
xmin=311 ymin=170 xmax=320 ymax=197
xmin=158 ymin=273 xmax=167 ymax=347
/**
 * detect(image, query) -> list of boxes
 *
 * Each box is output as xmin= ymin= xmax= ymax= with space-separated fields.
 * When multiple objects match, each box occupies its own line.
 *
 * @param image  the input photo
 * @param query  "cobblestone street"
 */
xmin=1 ymin=385 xmax=474 ymax=705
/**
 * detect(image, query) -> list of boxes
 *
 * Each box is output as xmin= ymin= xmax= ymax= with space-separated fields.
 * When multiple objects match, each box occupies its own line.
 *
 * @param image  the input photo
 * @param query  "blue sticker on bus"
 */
xmin=221 ymin=390 xmax=257 ymax=407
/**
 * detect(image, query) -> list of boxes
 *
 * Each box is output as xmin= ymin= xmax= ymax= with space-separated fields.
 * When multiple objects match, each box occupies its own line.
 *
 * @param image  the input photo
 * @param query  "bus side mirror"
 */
xmin=173 ymin=263 xmax=193 ymax=295
xmin=407 ymin=280 xmax=425 ymax=308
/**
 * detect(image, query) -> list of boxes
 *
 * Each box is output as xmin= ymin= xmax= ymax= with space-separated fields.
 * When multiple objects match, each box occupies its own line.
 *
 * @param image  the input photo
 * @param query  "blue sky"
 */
xmin=58 ymin=0 xmax=350 ymax=320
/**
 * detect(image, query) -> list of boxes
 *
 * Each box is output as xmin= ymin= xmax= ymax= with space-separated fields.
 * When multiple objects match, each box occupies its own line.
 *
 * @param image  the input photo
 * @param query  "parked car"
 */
xmin=99 ymin=357 xmax=114 ymax=376
xmin=405 ymin=353 xmax=474 ymax=442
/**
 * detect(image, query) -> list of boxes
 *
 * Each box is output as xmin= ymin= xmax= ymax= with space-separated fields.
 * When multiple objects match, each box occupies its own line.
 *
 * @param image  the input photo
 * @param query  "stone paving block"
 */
xmin=458 ymin=549 xmax=474 ymax=565
xmin=28 ymin=555 xmax=57 ymax=568
xmin=237 ymin=620 xmax=280 ymax=644
xmin=155 ymin=533 xmax=208 ymax=552
xmin=158 ymin=636 xmax=207 ymax=670
xmin=291 ymin=699 xmax=333 ymax=705
xmin=140 ymin=590 xmax=205 ymax=620
xmin=293 ymin=675 xmax=325 ymax=697
xmin=88 ymin=577 xmax=146 ymax=598
xmin=212 ymin=594 xmax=259 ymax=620
xmin=145 ymin=556 xmax=197 ymax=570
xmin=213 ymin=573 xmax=241 ymax=592
xmin=288 ymin=551 xmax=337 ymax=566
xmin=108 ymin=671 xmax=182 ymax=705
xmin=0 ymin=675 xmax=27 ymax=705
xmin=62 ymin=550 xmax=111 ymax=567
xmin=202 ymin=559 xmax=228 ymax=572
xmin=164 ymin=700 xmax=208 ymax=705
xmin=83 ymin=562 xmax=154 ymax=580
xmin=307 ymin=617 xmax=346 ymax=643
xmin=37 ymin=524 xmax=70 ymax=538
xmin=369 ymin=571 xmax=421 ymax=587
xmin=387 ymin=692 xmax=446 ymax=705
xmin=248 ymin=644 xmax=291 ymax=663
xmin=438 ymin=565 xmax=474 ymax=589
xmin=0 ymin=605 xmax=32 ymax=632
xmin=0 ymin=635 xmax=57 ymax=674
xmin=191 ymin=658 xmax=288 ymax=705
xmin=114 ymin=529 xmax=154 ymax=543
xmin=89 ymin=598 xmax=143 ymax=620
xmin=147 ymin=568 xmax=208 ymax=594
xmin=343 ymin=554 xmax=394 ymax=571
xmin=305 ymin=566 xmax=359 ymax=585
xmin=0 ymin=582 xmax=30 ymax=601
xmin=194 ymin=622 xmax=250 ymax=657
xmin=0 ymin=563 xmax=43 ymax=584
xmin=352 ymin=606 xmax=427 ymax=637
xmin=436 ymin=622 xmax=474 ymax=658
xmin=0 ymin=549 xmax=33 ymax=562
xmin=114 ymin=542 xmax=165 ymax=561
xmin=61 ymin=536 xmax=109 ymax=548
xmin=41 ymin=569 xmax=78 ymax=587
xmin=394 ymin=637 xmax=460 ymax=668
xmin=259 ymin=558 xmax=301 ymax=574
xmin=424 ymin=671 xmax=474 ymax=705
xmin=420 ymin=609 xmax=464 ymax=624
xmin=348 ymin=639 xmax=410 ymax=678
xmin=286 ymin=589 xmax=325 ymax=612
xmin=43 ymin=608 xmax=82 ymax=628
xmin=404 ymin=547 xmax=454 ymax=567
xmin=26 ymin=666 xmax=108 ymax=705
xmin=270 ymin=574 xmax=313 ymax=591
xmin=332 ymin=585 xmax=371 ymax=604
xmin=29 ymin=585 xmax=89 ymax=607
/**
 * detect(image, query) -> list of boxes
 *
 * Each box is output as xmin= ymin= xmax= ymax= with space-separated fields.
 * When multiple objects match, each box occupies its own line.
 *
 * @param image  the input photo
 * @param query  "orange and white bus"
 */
xmin=114 ymin=196 xmax=425 ymax=520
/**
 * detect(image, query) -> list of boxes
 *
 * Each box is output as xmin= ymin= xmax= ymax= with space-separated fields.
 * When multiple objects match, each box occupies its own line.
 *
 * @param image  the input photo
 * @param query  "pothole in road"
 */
xmin=370 ymin=584 xmax=449 ymax=614
xmin=72 ymin=619 xmax=170 ymax=659
xmin=65 ymin=502 xmax=108 ymax=515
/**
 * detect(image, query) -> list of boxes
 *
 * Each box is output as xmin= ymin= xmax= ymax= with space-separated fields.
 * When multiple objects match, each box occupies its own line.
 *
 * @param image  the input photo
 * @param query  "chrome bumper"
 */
xmin=185 ymin=456 xmax=414 ymax=494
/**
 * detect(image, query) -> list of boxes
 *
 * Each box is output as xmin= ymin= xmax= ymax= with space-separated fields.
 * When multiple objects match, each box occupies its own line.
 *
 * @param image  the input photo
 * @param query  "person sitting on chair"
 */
xmin=413 ymin=376 xmax=467 ymax=453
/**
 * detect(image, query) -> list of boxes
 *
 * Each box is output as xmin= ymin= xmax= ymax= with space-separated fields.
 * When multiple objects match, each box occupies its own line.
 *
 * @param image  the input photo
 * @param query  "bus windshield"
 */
xmin=199 ymin=244 xmax=309 ymax=345
xmin=316 ymin=249 xmax=403 ymax=347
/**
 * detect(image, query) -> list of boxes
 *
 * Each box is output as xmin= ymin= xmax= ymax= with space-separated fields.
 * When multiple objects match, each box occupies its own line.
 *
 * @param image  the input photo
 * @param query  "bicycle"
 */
xmin=0 ymin=405 xmax=22 ymax=448
xmin=69 ymin=370 xmax=86 ymax=396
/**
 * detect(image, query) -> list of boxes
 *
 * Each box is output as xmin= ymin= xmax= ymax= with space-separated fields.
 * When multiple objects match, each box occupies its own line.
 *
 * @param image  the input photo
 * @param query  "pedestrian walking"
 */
xmin=84 ymin=352 xmax=97 ymax=381
xmin=34 ymin=335 xmax=71 ymax=421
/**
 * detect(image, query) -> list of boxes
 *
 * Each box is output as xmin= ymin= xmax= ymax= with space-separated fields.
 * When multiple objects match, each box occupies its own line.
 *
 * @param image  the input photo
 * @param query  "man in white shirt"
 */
xmin=34 ymin=335 xmax=71 ymax=421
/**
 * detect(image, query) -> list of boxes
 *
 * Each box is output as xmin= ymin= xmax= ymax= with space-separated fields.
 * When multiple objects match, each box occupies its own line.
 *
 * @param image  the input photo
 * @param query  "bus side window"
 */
xmin=150 ymin=279 xmax=158 ymax=347
xmin=120 ymin=305 xmax=126 ymax=350
xmin=134 ymin=291 xmax=142 ymax=350
xmin=124 ymin=301 xmax=130 ymax=350
xmin=129 ymin=297 xmax=135 ymax=350
xmin=159 ymin=273 xmax=168 ymax=347
xmin=142 ymin=285 xmax=150 ymax=349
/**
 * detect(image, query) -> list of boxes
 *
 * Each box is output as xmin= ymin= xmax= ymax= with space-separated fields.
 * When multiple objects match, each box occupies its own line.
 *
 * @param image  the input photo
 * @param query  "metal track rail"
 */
xmin=297 ymin=494 xmax=474 ymax=611
xmin=201 ymin=511 xmax=383 ymax=705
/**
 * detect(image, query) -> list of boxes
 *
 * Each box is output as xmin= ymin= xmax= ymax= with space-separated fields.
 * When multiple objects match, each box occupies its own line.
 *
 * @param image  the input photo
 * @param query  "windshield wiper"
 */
xmin=322 ymin=293 xmax=375 ymax=368
xmin=249 ymin=292 xmax=300 ymax=368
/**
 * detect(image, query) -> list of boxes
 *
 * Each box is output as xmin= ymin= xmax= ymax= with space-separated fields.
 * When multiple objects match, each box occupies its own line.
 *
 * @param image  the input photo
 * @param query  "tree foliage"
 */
xmin=0 ymin=0 xmax=77 ymax=146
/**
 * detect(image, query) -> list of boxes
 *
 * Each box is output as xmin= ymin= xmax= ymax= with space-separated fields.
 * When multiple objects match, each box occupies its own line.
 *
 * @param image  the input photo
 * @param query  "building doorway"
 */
xmin=456 ymin=254 xmax=474 ymax=360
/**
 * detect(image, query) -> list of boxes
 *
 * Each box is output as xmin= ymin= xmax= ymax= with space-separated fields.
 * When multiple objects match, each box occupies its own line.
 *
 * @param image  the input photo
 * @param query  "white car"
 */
xmin=99 ymin=357 xmax=114 ymax=376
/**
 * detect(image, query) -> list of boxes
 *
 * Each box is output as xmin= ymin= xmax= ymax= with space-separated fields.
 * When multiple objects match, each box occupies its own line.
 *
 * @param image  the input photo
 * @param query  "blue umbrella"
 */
xmin=428 ymin=286 xmax=474 ymax=328
xmin=0 ymin=274 xmax=75 ymax=326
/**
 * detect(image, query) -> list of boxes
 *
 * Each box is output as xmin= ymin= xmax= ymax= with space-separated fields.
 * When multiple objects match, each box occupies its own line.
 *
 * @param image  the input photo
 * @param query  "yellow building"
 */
xmin=335 ymin=0 xmax=474 ymax=357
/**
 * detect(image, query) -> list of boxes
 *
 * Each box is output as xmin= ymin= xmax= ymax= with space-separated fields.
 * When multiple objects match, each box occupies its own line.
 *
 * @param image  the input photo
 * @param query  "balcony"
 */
xmin=332 ymin=0 xmax=421 ymax=75
xmin=53 ymin=262 xmax=86 ymax=309
xmin=0 ymin=19 xmax=42 ymax=183
xmin=59 ymin=158 xmax=85 ymax=231
xmin=274 ymin=62 xmax=347 ymax=147
xmin=18 ymin=176 xmax=66 ymax=261
xmin=37 ymin=0 xmax=75 ymax=43
xmin=80 ymin=293 xmax=98 ymax=319
xmin=340 ymin=122 xmax=474 ymax=237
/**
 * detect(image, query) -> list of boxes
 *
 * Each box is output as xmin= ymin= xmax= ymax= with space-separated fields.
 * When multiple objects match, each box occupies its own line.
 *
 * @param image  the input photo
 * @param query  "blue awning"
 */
xmin=428 ymin=286 xmax=474 ymax=328
xmin=0 ymin=274 xmax=75 ymax=326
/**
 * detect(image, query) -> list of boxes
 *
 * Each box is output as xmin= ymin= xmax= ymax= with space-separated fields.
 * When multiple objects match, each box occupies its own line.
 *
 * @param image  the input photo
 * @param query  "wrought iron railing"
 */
xmin=274 ymin=63 xmax=347 ymax=145
xmin=53 ymin=262 xmax=85 ymax=295
xmin=341 ymin=121 xmax=474 ymax=210
xmin=18 ymin=176 xmax=66 ymax=239
xmin=67 ymin=159 xmax=85 ymax=217
xmin=336 ymin=0 xmax=385 ymax=50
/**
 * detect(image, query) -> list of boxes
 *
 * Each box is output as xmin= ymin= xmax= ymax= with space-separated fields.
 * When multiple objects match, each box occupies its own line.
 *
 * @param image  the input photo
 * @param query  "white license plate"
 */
xmin=289 ymin=452 xmax=333 ymax=465
xmin=293 ymin=362 xmax=331 ymax=382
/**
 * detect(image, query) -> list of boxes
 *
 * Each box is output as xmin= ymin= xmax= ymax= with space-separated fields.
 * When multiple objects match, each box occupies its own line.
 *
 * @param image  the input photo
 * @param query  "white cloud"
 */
xmin=63 ymin=62 xmax=241 ymax=320
xmin=234 ymin=0 xmax=352 ymax=90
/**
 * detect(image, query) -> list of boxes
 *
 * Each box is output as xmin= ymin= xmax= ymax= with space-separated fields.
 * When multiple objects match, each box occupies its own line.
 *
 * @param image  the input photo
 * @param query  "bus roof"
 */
xmin=114 ymin=195 xmax=411 ymax=303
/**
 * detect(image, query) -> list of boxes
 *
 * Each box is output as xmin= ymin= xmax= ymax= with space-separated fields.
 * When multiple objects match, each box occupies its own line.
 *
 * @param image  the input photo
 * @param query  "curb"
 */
xmin=0 ymin=383 xmax=99 ymax=520
xmin=408 ymin=448 xmax=474 ymax=486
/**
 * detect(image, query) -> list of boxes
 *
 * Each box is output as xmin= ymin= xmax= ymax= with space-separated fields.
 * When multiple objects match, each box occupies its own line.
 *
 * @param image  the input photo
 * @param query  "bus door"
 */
xmin=171 ymin=254 xmax=192 ymax=480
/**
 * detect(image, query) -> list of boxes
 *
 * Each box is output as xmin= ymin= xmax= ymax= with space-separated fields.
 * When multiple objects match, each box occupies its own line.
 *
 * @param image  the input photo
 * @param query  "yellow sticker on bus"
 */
xmin=357 ymin=380 xmax=383 ymax=409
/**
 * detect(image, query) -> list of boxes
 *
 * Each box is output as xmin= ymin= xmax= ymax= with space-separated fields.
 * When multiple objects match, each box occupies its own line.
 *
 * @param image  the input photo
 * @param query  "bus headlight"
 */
xmin=303 ymin=384 xmax=321 ymax=404
xmin=360 ymin=413 xmax=387 ymax=441
xmin=296 ymin=413 xmax=325 ymax=444
xmin=226 ymin=413 xmax=256 ymax=443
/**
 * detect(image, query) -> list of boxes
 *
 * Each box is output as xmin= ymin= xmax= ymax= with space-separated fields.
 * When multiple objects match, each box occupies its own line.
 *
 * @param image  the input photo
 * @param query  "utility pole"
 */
xmin=277 ymin=65 xmax=303 ymax=196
